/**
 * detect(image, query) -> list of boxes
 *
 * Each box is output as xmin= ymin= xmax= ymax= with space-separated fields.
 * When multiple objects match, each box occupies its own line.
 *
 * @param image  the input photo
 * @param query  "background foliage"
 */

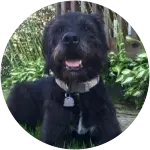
xmin=1 ymin=5 xmax=149 ymax=109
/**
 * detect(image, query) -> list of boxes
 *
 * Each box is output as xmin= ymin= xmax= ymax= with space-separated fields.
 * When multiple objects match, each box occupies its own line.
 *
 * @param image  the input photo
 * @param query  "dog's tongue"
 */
xmin=65 ymin=60 xmax=81 ymax=67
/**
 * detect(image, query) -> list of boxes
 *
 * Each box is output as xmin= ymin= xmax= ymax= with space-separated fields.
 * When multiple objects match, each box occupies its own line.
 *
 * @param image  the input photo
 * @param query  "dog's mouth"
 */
xmin=65 ymin=59 xmax=83 ymax=71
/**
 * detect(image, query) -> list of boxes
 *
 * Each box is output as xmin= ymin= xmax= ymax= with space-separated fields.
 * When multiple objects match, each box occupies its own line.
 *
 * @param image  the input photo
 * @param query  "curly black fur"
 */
xmin=7 ymin=12 xmax=121 ymax=148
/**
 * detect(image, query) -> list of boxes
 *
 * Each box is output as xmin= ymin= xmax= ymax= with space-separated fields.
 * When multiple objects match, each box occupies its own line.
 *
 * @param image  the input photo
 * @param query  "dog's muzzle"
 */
xmin=61 ymin=32 xmax=84 ymax=71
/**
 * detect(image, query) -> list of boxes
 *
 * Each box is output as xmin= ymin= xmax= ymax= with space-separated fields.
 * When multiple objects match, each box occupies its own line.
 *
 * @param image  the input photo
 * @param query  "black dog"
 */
xmin=7 ymin=12 xmax=121 ymax=148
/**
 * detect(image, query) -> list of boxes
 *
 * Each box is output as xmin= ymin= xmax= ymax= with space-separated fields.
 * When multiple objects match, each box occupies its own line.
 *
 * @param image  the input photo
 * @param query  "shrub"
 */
xmin=1 ymin=58 xmax=45 ymax=90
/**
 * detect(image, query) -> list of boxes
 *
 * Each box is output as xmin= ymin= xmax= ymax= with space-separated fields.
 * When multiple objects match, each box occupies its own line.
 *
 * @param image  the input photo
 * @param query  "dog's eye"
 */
xmin=58 ymin=28 xmax=63 ymax=32
xmin=84 ymin=26 xmax=89 ymax=31
xmin=55 ymin=27 xmax=64 ymax=33
xmin=57 ymin=28 xmax=62 ymax=32
xmin=84 ymin=25 xmax=92 ymax=31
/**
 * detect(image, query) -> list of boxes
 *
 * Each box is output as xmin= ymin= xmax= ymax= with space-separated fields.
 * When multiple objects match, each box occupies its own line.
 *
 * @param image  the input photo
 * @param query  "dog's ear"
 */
xmin=42 ymin=20 xmax=54 ymax=75
xmin=91 ymin=13 xmax=109 ymax=51
xmin=91 ymin=13 xmax=109 ymax=72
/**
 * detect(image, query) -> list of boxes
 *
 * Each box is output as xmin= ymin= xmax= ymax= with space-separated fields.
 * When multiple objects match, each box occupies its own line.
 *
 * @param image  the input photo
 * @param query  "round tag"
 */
xmin=63 ymin=93 xmax=74 ymax=107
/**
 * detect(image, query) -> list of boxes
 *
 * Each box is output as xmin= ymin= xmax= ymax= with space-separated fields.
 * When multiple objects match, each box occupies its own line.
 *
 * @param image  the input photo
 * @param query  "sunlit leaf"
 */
xmin=136 ymin=70 xmax=146 ymax=78
xmin=121 ymin=69 xmax=131 ymax=75
xmin=116 ymin=75 xmax=124 ymax=82
xmin=122 ymin=77 xmax=134 ymax=85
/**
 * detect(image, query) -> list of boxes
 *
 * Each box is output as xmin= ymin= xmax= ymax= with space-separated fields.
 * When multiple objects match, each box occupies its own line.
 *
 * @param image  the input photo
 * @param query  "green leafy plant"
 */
xmin=106 ymin=45 xmax=149 ymax=109
xmin=104 ymin=15 xmax=149 ymax=109
xmin=1 ymin=5 xmax=55 ymax=81
xmin=1 ymin=58 xmax=45 ymax=90
xmin=1 ymin=5 xmax=55 ymax=88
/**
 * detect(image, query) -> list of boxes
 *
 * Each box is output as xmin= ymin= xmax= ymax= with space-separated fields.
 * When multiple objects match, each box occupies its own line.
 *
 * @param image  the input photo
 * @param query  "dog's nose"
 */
xmin=62 ymin=32 xmax=79 ymax=45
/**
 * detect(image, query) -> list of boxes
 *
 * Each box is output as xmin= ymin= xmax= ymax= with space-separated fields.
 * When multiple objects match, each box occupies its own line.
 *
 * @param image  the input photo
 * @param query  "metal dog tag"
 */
xmin=63 ymin=93 xmax=74 ymax=107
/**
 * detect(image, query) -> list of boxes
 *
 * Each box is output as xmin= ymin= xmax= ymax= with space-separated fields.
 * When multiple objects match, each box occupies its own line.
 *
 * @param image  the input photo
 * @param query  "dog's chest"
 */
xmin=70 ymin=101 xmax=96 ymax=135
xmin=75 ymin=111 xmax=95 ymax=135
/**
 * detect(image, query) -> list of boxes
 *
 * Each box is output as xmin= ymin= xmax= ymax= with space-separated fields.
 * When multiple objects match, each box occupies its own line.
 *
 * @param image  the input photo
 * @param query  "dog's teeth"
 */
xmin=79 ymin=60 xmax=82 ymax=65
xmin=79 ymin=60 xmax=83 ymax=68
xmin=66 ymin=66 xmax=69 ymax=69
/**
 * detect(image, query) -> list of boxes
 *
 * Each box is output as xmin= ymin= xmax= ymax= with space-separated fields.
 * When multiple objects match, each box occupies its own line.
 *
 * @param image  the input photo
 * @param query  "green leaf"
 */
xmin=143 ymin=69 xmax=149 ymax=79
xmin=116 ymin=75 xmax=124 ymax=82
xmin=28 ymin=71 xmax=36 ymax=74
xmin=10 ymin=72 xmax=20 ymax=76
xmin=126 ymin=36 xmax=133 ymax=42
xmin=32 ymin=78 xmax=37 ymax=81
xmin=133 ymin=91 xmax=142 ymax=97
xmin=112 ymin=65 xmax=122 ymax=75
xmin=27 ymin=76 xmax=33 ymax=81
xmin=136 ymin=66 xmax=145 ymax=72
xmin=122 ymin=77 xmax=134 ymax=85
xmin=12 ymin=80 xmax=17 ymax=84
xmin=26 ymin=68 xmax=36 ymax=71
xmin=121 ymin=69 xmax=131 ymax=75
xmin=133 ymin=66 xmax=140 ymax=71
xmin=119 ymin=43 xmax=125 ymax=47
xmin=137 ymin=53 xmax=147 ymax=58
xmin=136 ymin=70 xmax=146 ymax=78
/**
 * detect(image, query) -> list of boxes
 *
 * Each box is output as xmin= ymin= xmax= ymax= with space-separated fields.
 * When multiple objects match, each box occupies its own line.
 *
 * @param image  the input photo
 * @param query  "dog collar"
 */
xmin=55 ymin=76 xmax=100 ymax=93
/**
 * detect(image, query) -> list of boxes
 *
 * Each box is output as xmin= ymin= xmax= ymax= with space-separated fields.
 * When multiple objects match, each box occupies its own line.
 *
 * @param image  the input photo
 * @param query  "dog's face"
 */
xmin=43 ymin=12 xmax=108 ymax=83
